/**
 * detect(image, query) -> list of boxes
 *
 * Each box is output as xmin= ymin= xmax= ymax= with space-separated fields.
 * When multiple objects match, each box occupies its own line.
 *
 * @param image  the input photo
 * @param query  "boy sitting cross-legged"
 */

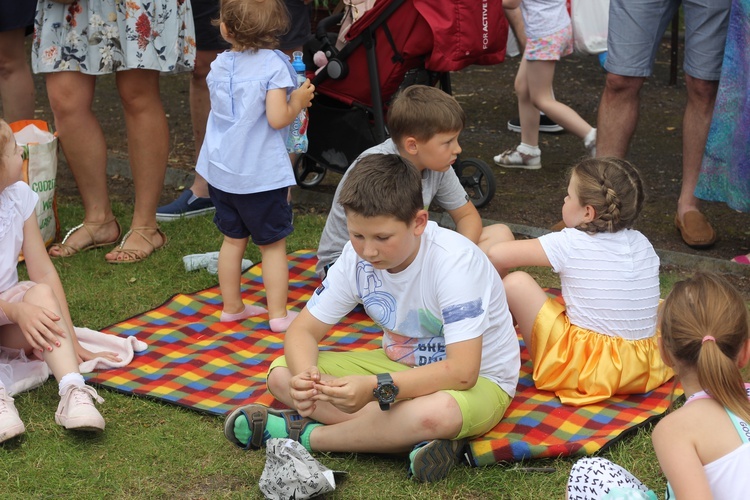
xmin=315 ymin=84 xmax=513 ymax=279
xmin=224 ymin=154 xmax=520 ymax=482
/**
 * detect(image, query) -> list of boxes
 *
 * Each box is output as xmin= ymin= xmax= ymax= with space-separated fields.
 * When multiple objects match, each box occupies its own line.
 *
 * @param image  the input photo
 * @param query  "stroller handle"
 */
xmin=316 ymin=12 xmax=345 ymax=41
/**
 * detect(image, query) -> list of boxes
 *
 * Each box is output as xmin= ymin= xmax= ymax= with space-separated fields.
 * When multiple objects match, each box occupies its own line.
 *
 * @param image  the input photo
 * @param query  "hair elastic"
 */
xmin=702 ymin=335 xmax=716 ymax=344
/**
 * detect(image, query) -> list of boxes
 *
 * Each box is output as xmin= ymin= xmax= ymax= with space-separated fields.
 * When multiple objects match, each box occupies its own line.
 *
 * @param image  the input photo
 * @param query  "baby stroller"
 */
xmin=294 ymin=0 xmax=509 ymax=208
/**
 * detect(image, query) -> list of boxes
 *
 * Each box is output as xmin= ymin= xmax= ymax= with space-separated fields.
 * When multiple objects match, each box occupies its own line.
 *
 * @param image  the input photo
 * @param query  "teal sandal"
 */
xmin=408 ymin=438 xmax=468 ymax=482
xmin=224 ymin=404 xmax=315 ymax=450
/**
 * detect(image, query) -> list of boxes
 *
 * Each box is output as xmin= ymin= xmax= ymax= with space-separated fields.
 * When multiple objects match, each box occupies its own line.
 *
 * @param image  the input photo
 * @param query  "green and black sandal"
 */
xmin=223 ymin=403 xmax=318 ymax=450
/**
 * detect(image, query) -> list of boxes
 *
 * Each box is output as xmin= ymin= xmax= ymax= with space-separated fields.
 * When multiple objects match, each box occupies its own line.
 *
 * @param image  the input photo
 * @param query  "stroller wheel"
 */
xmin=294 ymin=155 xmax=327 ymax=188
xmin=453 ymin=158 xmax=496 ymax=209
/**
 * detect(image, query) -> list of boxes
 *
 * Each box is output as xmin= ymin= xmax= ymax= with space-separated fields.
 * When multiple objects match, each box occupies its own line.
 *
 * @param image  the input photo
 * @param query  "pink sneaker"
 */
xmin=0 ymin=386 xmax=25 ymax=443
xmin=55 ymin=385 xmax=105 ymax=431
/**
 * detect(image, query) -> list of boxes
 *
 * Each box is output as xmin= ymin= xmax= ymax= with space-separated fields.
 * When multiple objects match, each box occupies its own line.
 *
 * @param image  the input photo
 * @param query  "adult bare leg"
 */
xmin=0 ymin=28 xmax=35 ymax=122
xmin=106 ymin=69 xmax=167 ymax=262
xmin=45 ymin=72 xmax=120 ymax=256
xmin=678 ymin=75 xmax=719 ymax=218
xmin=595 ymin=74 xmax=645 ymax=158
xmin=672 ymin=74 xmax=719 ymax=248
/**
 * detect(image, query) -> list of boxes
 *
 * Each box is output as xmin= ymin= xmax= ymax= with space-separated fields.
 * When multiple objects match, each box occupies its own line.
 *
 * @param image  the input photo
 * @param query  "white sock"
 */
xmin=518 ymin=143 xmax=541 ymax=155
xmin=59 ymin=372 xmax=85 ymax=395
xmin=584 ymin=128 xmax=597 ymax=148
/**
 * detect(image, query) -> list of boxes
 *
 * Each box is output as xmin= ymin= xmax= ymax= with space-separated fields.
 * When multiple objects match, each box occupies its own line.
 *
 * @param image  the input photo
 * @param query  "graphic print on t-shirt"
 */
xmin=355 ymin=261 xmax=445 ymax=366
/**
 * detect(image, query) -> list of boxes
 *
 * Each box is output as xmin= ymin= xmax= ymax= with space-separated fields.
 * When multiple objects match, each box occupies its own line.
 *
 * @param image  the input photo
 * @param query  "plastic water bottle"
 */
xmin=286 ymin=51 xmax=309 ymax=154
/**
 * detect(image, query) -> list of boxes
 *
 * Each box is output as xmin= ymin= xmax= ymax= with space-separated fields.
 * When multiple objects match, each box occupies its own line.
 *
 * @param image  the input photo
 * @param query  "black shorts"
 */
xmin=0 ymin=0 xmax=35 ymax=33
xmin=279 ymin=0 xmax=313 ymax=51
xmin=209 ymin=185 xmax=294 ymax=246
xmin=191 ymin=0 xmax=230 ymax=51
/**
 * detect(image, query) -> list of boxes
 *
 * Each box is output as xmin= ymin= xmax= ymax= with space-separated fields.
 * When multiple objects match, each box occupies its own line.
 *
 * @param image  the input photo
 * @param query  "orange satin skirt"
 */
xmin=530 ymin=298 xmax=674 ymax=406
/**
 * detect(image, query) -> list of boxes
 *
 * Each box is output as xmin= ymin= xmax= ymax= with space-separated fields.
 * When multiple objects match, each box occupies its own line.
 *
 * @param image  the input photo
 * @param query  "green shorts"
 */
xmin=269 ymin=349 xmax=512 ymax=439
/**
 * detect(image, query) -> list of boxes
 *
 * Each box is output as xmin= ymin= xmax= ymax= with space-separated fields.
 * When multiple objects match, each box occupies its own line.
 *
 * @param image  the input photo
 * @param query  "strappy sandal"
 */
xmin=105 ymin=226 xmax=168 ymax=264
xmin=49 ymin=218 xmax=122 ymax=258
xmin=224 ymin=404 xmax=317 ymax=450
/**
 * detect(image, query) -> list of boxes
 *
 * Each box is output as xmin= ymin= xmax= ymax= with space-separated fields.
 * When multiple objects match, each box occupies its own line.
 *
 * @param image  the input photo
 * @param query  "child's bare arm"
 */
xmin=503 ymin=0 xmax=522 ymax=9
xmin=652 ymin=415 xmax=712 ymax=499
xmin=266 ymin=80 xmax=315 ymax=129
xmin=447 ymin=201 xmax=482 ymax=243
xmin=486 ymin=238 xmax=550 ymax=273
xmin=391 ymin=337 xmax=482 ymax=396
xmin=284 ymin=308 xmax=335 ymax=415
xmin=285 ymin=308 xmax=331 ymax=374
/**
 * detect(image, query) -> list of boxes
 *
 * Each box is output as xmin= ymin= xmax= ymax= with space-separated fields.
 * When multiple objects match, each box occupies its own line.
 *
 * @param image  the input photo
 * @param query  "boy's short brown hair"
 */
xmin=387 ymin=85 xmax=466 ymax=144
xmin=338 ymin=154 xmax=423 ymax=224
xmin=218 ymin=0 xmax=289 ymax=51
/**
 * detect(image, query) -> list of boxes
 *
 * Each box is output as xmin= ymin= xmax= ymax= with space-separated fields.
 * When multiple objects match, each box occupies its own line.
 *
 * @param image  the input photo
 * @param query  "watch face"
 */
xmin=377 ymin=384 xmax=398 ymax=403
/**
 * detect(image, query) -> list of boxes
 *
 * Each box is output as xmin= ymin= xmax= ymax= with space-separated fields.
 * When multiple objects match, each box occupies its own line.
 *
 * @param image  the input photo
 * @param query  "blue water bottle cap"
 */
xmin=292 ymin=50 xmax=305 ymax=74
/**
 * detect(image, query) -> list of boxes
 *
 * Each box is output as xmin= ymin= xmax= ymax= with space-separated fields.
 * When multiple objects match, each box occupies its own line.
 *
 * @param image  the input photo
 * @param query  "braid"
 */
xmin=572 ymin=157 xmax=645 ymax=233
xmin=601 ymin=178 xmax=621 ymax=232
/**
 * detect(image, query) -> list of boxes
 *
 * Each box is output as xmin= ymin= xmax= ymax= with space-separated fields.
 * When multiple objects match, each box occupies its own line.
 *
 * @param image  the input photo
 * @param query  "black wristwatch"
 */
xmin=373 ymin=373 xmax=399 ymax=411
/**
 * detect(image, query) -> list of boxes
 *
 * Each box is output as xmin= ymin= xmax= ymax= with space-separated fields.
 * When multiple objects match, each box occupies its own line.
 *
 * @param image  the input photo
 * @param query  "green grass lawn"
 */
xmin=3 ymin=202 xmax=686 ymax=499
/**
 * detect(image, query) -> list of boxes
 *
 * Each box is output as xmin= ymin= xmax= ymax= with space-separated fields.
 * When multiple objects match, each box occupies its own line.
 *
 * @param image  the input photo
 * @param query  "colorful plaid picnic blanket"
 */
xmin=87 ymin=250 xmax=677 ymax=465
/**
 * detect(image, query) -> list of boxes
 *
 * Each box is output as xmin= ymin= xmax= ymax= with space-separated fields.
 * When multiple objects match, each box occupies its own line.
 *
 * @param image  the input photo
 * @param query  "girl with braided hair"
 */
xmin=485 ymin=157 xmax=673 ymax=406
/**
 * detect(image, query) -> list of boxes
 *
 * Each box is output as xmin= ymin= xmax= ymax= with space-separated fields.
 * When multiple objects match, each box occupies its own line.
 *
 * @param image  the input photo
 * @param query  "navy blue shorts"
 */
xmin=191 ymin=0 xmax=230 ymax=51
xmin=209 ymin=185 xmax=294 ymax=245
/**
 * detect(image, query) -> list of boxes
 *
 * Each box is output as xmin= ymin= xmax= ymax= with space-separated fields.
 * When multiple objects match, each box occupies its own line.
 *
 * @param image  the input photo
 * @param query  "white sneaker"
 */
xmin=55 ymin=385 xmax=105 ymax=431
xmin=0 ymin=386 xmax=25 ymax=443
xmin=493 ymin=146 xmax=542 ymax=170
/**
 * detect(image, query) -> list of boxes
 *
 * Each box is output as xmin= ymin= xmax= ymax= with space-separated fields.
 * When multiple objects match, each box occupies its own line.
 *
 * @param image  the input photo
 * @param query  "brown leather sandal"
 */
xmin=105 ymin=226 xmax=168 ymax=264
xmin=49 ymin=218 xmax=122 ymax=258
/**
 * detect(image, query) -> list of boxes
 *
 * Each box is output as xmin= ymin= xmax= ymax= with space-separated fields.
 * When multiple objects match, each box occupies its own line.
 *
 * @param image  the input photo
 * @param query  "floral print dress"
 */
xmin=32 ymin=0 xmax=196 ymax=75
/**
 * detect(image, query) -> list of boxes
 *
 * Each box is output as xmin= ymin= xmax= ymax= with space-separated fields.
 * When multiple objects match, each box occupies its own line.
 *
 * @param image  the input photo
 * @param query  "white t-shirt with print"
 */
xmin=308 ymin=221 xmax=520 ymax=396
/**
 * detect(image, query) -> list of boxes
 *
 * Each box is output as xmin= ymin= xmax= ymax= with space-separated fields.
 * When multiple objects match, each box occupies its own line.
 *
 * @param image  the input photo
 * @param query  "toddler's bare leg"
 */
xmin=258 ymin=238 xmax=290 ymax=321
